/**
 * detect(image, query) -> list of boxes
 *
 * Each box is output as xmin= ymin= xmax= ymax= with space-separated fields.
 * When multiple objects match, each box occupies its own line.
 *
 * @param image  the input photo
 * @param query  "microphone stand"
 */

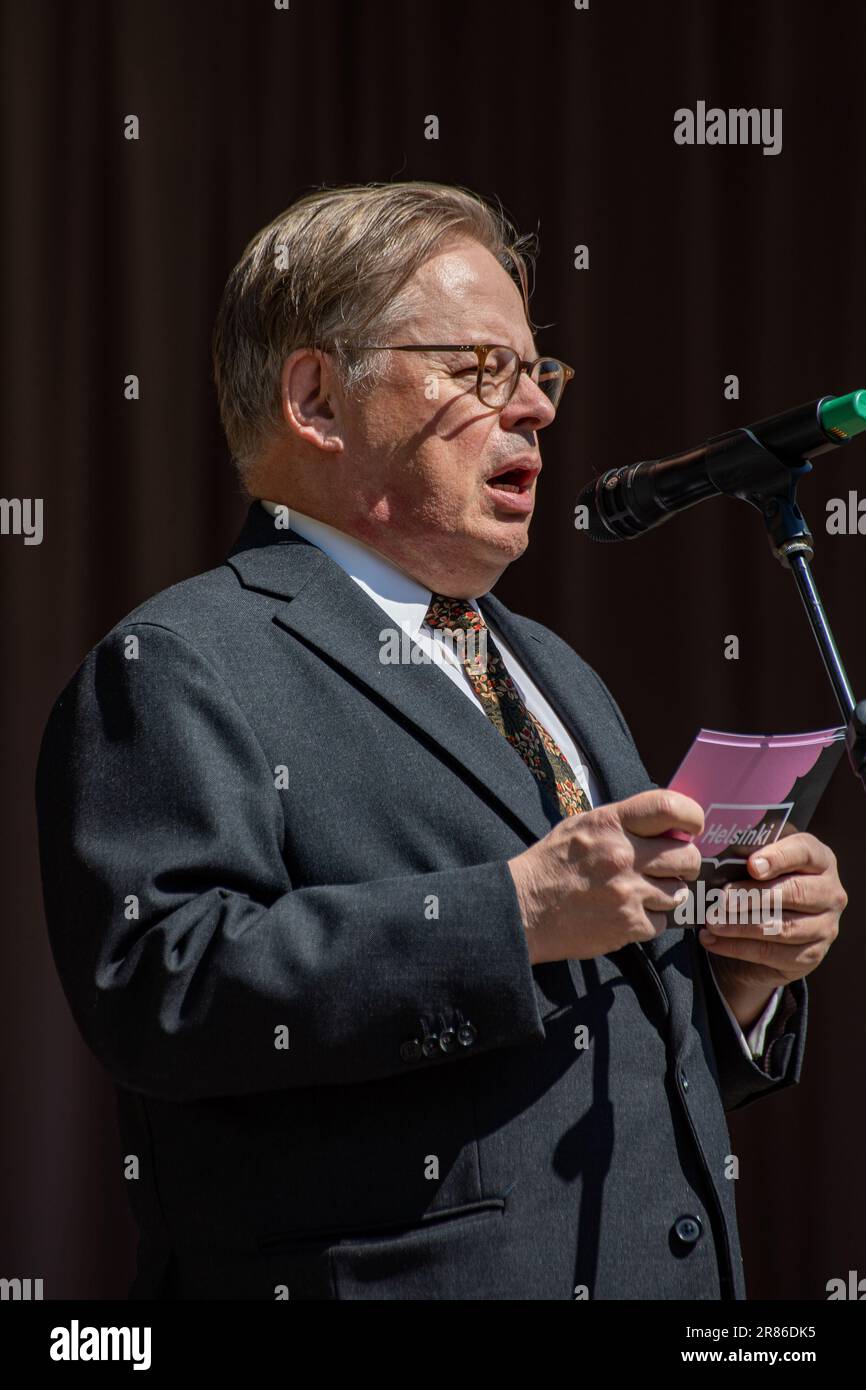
xmin=707 ymin=426 xmax=866 ymax=792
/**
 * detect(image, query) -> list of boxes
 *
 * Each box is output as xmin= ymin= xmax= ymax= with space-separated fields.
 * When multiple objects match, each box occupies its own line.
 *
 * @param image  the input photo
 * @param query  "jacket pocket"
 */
xmin=325 ymin=1195 xmax=513 ymax=1300
xmin=259 ymin=1195 xmax=506 ymax=1252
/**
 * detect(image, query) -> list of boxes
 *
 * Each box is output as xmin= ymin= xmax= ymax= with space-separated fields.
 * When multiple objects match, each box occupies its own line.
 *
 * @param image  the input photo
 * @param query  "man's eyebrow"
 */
xmin=466 ymin=333 xmax=539 ymax=356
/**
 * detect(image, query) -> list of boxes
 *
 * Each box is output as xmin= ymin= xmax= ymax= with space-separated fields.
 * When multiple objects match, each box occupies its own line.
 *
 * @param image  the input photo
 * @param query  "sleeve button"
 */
xmin=438 ymin=1027 xmax=458 ymax=1054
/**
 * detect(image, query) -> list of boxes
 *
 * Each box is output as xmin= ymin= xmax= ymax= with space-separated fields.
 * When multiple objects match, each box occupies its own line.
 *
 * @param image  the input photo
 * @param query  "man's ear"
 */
xmin=280 ymin=348 xmax=343 ymax=453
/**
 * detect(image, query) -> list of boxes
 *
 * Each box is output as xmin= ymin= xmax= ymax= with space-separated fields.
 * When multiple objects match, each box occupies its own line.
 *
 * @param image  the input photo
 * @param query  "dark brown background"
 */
xmin=2 ymin=0 xmax=864 ymax=1299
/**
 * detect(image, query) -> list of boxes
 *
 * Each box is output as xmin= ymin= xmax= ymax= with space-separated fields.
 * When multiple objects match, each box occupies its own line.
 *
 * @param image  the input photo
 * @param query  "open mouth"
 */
xmin=484 ymin=464 xmax=538 ymax=494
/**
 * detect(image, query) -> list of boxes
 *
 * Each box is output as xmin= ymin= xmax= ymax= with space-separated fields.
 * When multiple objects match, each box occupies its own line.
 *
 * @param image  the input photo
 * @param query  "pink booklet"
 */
xmin=667 ymin=726 xmax=846 ymax=886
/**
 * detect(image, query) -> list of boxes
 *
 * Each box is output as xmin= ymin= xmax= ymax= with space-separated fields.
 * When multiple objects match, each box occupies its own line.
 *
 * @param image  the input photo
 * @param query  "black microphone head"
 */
xmin=575 ymin=468 xmax=649 ymax=541
xmin=576 ymin=454 xmax=715 ymax=541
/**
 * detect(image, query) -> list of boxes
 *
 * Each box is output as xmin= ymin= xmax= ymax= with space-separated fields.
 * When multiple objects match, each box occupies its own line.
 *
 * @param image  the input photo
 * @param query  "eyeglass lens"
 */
xmin=476 ymin=349 xmax=565 ymax=409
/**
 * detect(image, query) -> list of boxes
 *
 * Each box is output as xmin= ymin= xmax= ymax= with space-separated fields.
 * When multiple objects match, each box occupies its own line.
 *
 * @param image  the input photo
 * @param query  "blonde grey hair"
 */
xmin=211 ymin=180 xmax=538 ymax=482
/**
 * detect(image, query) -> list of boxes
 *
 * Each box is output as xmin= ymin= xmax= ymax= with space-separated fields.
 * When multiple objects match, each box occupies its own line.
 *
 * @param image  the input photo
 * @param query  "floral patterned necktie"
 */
xmin=423 ymin=594 xmax=592 ymax=820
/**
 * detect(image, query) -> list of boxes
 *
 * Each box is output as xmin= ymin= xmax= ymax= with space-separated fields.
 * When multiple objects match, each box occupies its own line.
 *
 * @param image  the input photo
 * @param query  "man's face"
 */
xmin=322 ymin=238 xmax=559 ymax=596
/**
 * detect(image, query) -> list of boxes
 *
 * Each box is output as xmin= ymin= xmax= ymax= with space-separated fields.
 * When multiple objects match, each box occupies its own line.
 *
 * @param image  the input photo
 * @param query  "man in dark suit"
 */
xmin=35 ymin=181 xmax=846 ymax=1300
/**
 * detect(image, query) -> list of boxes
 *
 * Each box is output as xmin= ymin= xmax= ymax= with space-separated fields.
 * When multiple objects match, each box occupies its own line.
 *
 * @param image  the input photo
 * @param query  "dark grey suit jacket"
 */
xmin=35 ymin=500 xmax=806 ymax=1300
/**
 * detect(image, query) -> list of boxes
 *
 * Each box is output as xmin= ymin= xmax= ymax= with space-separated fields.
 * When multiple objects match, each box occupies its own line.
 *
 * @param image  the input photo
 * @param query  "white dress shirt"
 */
xmin=260 ymin=499 xmax=782 ymax=1062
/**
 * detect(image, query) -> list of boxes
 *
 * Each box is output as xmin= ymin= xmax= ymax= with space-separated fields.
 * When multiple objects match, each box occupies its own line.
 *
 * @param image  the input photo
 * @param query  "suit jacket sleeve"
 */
xmin=35 ymin=622 xmax=547 ymax=1102
xmin=695 ymin=941 xmax=807 ymax=1111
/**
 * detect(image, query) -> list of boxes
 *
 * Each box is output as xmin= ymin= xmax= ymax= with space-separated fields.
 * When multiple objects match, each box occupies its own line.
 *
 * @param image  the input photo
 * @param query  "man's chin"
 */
xmin=458 ymin=522 xmax=529 ymax=586
xmin=484 ymin=515 xmax=531 ymax=556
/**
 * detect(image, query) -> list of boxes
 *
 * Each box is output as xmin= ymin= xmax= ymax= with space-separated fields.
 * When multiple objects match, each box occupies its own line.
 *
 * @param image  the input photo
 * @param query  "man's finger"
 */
xmin=745 ymin=832 xmax=833 ymax=882
xmin=644 ymin=878 xmax=693 ymax=912
xmin=634 ymin=837 xmax=703 ymax=881
xmin=699 ymin=930 xmax=828 ymax=974
xmin=722 ymin=874 xmax=834 ymax=917
xmin=617 ymin=790 xmax=705 ymax=840
xmin=703 ymin=906 xmax=836 ymax=942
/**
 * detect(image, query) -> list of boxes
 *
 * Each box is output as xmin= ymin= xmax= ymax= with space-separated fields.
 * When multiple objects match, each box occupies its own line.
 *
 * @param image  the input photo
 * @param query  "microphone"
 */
xmin=576 ymin=390 xmax=866 ymax=542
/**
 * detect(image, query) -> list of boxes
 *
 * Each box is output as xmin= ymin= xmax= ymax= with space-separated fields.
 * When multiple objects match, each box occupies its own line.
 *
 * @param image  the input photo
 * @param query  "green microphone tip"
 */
xmin=820 ymin=390 xmax=866 ymax=441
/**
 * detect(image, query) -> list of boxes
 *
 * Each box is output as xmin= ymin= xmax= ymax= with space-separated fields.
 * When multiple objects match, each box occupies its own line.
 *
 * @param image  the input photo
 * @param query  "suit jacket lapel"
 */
xmin=227 ymin=505 xmax=556 ymax=844
xmin=227 ymin=504 xmax=651 ymax=828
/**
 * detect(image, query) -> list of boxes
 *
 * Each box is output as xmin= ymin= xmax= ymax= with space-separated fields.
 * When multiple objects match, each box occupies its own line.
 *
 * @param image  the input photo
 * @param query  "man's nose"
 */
xmin=499 ymin=372 xmax=557 ymax=431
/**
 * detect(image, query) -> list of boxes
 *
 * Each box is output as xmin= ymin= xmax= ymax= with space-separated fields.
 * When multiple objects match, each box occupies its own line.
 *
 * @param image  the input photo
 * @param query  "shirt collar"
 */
xmin=259 ymin=500 xmax=480 ymax=638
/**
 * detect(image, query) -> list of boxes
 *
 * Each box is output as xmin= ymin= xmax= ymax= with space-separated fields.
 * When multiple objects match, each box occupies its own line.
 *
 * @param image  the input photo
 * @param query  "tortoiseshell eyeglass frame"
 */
xmin=342 ymin=343 xmax=575 ymax=411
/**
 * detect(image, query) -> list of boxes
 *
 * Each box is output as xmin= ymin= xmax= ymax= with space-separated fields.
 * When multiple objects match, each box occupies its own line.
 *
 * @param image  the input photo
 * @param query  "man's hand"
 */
xmin=698 ymin=833 xmax=847 ymax=1022
xmin=508 ymin=789 xmax=705 ymax=965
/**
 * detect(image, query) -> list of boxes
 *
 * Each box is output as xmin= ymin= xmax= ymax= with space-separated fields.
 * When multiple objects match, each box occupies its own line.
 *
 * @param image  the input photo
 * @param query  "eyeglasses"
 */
xmin=348 ymin=343 xmax=575 ymax=412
